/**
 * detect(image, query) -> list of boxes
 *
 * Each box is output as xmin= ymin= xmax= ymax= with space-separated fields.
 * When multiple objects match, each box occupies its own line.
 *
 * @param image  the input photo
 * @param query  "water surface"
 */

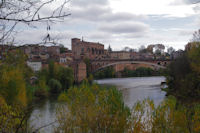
xmin=96 ymin=76 xmax=166 ymax=108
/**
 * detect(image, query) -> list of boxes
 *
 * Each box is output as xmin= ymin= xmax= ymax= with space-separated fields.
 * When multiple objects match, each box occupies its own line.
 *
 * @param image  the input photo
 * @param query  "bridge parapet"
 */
xmin=91 ymin=59 xmax=171 ymax=73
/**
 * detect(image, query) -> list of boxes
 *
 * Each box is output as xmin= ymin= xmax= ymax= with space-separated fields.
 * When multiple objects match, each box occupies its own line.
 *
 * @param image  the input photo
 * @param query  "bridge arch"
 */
xmin=93 ymin=61 xmax=166 ymax=73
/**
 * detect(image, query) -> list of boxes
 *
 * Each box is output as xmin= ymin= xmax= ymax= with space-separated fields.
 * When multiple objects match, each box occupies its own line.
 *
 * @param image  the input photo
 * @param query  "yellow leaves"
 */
xmin=0 ymin=67 xmax=27 ymax=106
xmin=193 ymin=106 xmax=200 ymax=133
xmin=56 ymin=83 xmax=200 ymax=133
xmin=0 ymin=96 xmax=6 ymax=105
xmin=187 ymin=42 xmax=200 ymax=73
xmin=58 ymin=92 xmax=68 ymax=102
xmin=56 ymin=84 xmax=130 ymax=133
xmin=0 ymin=102 xmax=26 ymax=133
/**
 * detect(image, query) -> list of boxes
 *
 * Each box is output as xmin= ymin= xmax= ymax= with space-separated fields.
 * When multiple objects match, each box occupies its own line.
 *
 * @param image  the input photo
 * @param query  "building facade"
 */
xmin=72 ymin=38 xmax=104 ymax=60
xmin=109 ymin=51 xmax=130 ymax=60
xmin=27 ymin=61 xmax=42 ymax=72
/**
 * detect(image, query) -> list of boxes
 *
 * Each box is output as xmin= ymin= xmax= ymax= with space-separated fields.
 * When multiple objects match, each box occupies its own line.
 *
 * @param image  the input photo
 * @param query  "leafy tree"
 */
xmin=167 ymin=47 xmax=175 ymax=55
xmin=34 ymin=77 xmax=48 ymax=98
xmin=191 ymin=29 xmax=200 ymax=42
xmin=0 ymin=66 xmax=27 ymax=106
xmin=188 ymin=42 xmax=200 ymax=73
xmin=48 ymin=78 xmax=62 ymax=93
xmin=139 ymin=45 xmax=147 ymax=53
xmin=0 ymin=97 xmax=29 ymax=133
xmin=94 ymin=66 xmax=115 ymax=79
xmin=48 ymin=60 xmax=55 ymax=79
xmin=88 ymin=74 xmax=94 ymax=85
xmin=56 ymin=83 xmax=200 ymax=133
xmin=165 ymin=48 xmax=200 ymax=99
xmin=56 ymin=83 xmax=130 ymax=133
xmin=58 ymin=67 xmax=74 ymax=90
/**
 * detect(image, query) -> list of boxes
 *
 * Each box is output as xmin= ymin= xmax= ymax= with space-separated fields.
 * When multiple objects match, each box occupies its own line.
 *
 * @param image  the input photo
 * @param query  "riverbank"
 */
xmin=93 ymin=67 xmax=166 ymax=80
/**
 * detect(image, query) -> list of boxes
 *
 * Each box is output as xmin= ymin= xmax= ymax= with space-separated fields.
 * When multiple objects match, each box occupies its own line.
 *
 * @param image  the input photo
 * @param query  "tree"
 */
xmin=0 ymin=67 xmax=27 ymax=106
xmin=0 ymin=0 xmax=70 ymax=44
xmin=139 ymin=45 xmax=147 ymax=53
xmin=154 ymin=44 xmax=165 ymax=55
xmin=48 ymin=79 xmax=62 ymax=93
xmin=48 ymin=60 xmax=55 ymax=79
xmin=58 ymin=67 xmax=74 ymax=90
xmin=56 ymin=84 xmax=130 ymax=133
xmin=167 ymin=47 xmax=175 ymax=55
xmin=188 ymin=42 xmax=200 ymax=73
xmin=191 ymin=29 xmax=200 ymax=42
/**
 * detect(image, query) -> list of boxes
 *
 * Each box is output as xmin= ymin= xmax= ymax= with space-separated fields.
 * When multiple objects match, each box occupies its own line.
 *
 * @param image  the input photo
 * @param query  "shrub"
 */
xmin=58 ymin=92 xmax=68 ymax=102
xmin=34 ymin=78 xmax=48 ymax=98
xmin=48 ymin=79 xmax=62 ymax=93
xmin=56 ymin=83 xmax=130 ymax=133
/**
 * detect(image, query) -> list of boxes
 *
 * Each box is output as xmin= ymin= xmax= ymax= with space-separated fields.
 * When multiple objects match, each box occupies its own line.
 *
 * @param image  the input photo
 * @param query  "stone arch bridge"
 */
xmin=91 ymin=59 xmax=170 ymax=73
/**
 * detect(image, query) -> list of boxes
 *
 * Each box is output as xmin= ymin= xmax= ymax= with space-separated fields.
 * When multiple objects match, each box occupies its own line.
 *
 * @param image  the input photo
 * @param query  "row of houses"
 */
xmin=0 ymin=44 xmax=73 ymax=72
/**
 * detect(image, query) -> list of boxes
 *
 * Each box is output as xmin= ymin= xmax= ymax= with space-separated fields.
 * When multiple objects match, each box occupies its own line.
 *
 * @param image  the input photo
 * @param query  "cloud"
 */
xmin=99 ymin=22 xmax=149 ymax=35
xmin=70 ymin=0 xmax=108 ymax=7
xmin=179 ymin=29 xmax=194 ymax=36
xmin=67 ymin=3 xmax=146 ymax=23
xmin=184 ymin=0 xmax=200 ymax=4
xmin=170 ymin=0 xmax=200 ymax=5
xmin=87 ymin=31 xmax=112 ymax=39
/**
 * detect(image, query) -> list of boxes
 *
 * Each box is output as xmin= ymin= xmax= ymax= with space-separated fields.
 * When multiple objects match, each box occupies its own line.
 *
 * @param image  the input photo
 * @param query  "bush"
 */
xmin=58 ymin=92 xmax=68 ymax=102
xmin=48 ymin=79 xmax=62 ymax=93
xmin=165 ymin=51 xmax=200 ymax=99
xmin=56 ymin=83 xmax=130 ymax=133
xmin=34 ymin=78 xmax=48 ymax=98
xmin=55 ymin=83 xmax=200 ymax=132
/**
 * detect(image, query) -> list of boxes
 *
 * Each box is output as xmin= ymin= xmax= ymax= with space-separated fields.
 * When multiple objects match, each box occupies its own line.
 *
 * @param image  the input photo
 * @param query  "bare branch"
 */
xmin=0 ymin=13 xmax=71 ymax=23
xmin=0 ymin=0 xmax=71 ymax=44
xmin=31 ymin=0 xmax=54 ymax=20
xmin=32 ymin=120 xmax=58 ymax=133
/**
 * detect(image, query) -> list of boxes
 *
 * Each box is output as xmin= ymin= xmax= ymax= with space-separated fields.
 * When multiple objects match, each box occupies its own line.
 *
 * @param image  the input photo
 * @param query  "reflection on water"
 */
xmin=29 ymin=76 xmax=166 ymax=132
xmin=96 ymin=76 xmax=166 ymax=108
xmin=29 ymin=96 xmax=59 ymax=132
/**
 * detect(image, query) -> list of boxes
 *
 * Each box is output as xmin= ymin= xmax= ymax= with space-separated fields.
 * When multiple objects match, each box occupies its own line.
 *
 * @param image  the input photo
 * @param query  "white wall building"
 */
xmin=27 ymin=61 xmax=42 ymax=72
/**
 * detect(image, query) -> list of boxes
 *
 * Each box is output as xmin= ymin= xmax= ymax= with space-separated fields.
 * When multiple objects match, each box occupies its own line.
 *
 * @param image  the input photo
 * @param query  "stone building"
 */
xmin=47 ymin=46 xmax=60 ymax=56
xmin=109 ymin=51 xmax=130 ymax=60
xmin=72 ymin=38 xmax=104 ymax=60
xmin=71 ymin=60 xmax=87 ymax=83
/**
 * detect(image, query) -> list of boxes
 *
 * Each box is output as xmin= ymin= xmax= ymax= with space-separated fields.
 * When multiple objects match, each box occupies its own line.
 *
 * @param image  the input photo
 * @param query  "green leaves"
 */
xmin=56 ymin=83 xmax=130 ymax=133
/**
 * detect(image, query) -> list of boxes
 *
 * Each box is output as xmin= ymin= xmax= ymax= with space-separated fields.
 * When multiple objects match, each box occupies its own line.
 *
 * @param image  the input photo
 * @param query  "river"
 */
xmin=29 ymin=76 xmax=166 ymax=132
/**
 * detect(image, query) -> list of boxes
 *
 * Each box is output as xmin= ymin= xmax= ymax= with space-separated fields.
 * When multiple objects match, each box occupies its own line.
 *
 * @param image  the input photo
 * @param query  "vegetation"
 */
xmin=94 ymin=66 xmax=164 ymax=79
xmin=48 ymin=79 xmax=62 ymax=93
xmin=94 ymin=66 xmax=115 ymax=79
xmin=38 ymin=60 xmax=74 ymax=95
xmin=165 ymin=42 xmax=200 ymax=100
xmin=0 ymin=51 xmax=74 ymax=132
xmin=122 ymin=67 xmax=164 ymax=77
xmin=56 ymin=83 xmax=200 ymax=133
xmin=56 ymin=83 xmax=130 ymax=132
xmin=0 ymin=51 xmax=33 ymax=132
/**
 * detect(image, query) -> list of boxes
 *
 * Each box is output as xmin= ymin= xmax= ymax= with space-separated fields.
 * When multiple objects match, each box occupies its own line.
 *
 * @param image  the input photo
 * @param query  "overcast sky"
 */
xmin=16 ymin=0 xmax=200 ymax=50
